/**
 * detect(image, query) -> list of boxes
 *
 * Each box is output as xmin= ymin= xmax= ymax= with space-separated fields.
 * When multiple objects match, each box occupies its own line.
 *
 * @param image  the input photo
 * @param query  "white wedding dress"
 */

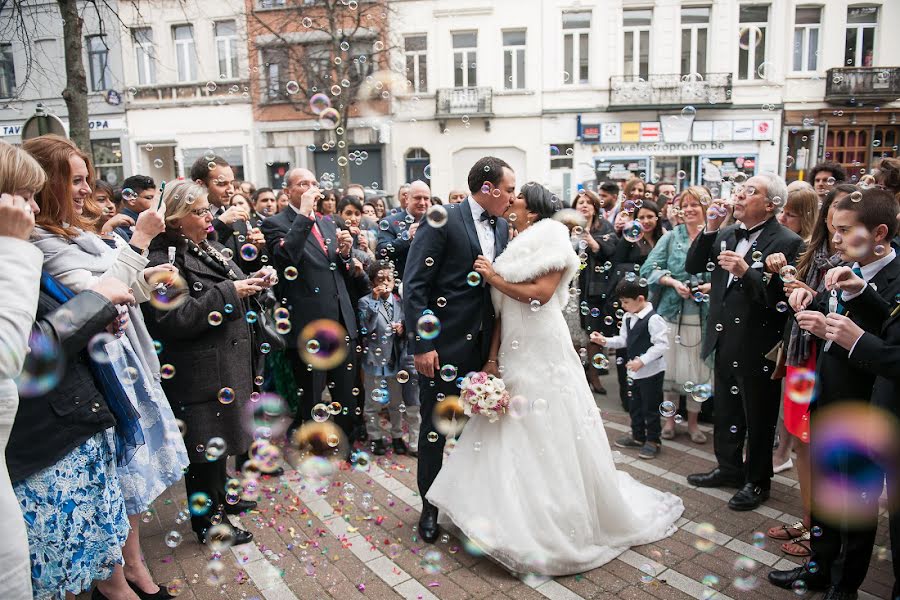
xmin=426 ymin=218 xmax=684 ymax=576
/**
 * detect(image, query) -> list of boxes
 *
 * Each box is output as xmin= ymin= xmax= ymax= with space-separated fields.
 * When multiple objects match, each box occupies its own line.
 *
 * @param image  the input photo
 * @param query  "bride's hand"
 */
xmin=482 ymin=359 xmax=500 ymax=377
xmin=473 ymin=255 xmax=496 ymax=282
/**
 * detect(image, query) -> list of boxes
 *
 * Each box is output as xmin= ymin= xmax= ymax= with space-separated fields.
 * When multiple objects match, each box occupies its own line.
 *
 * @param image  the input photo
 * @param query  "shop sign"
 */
xmin=621 ymin=122 xmax=640 ymax=143
xmin=581 ymin=124 xmax=600 ymax=141
xmin=639 ymin=122 xmax=660 ymax=142
xmin=601 ymin=123 xmax=621 ymax=143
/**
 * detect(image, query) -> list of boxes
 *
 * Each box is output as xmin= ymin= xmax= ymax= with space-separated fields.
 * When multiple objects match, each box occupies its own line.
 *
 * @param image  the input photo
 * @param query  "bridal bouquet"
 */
xmin=460 ymin=371 xmax=510 ymax=423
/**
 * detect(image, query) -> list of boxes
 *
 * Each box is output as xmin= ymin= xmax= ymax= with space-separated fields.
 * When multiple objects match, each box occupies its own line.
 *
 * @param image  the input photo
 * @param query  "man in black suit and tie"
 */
xmin=376 ymin=180 xmax=431 ymax=282
xmin=190 ymin=156 xmax=258 ymax=252
xmin=769 ymin=188 xmax=900 ymax=599
xmin=684 ymin=173 xmax=803 ymax=510
xmin=403 ymin=156 xmax=515 ymax=543
xmin=261 ymin=167 xmax=362 ymax=439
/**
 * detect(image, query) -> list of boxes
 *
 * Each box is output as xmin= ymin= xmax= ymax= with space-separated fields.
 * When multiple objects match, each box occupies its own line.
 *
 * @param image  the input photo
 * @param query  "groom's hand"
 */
xmin=415 ymin=350 xmax=440 ymax=378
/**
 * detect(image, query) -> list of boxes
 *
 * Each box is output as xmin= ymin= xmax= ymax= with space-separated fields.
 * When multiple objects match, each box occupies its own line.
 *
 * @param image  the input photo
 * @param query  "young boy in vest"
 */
xmin=591 ymin=278 xmax=669 ymax=459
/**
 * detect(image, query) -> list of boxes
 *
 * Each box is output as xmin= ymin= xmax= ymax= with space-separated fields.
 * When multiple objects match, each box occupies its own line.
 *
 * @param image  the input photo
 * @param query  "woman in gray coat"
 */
xmin=143 ymin=181 xmax=275 ymax=546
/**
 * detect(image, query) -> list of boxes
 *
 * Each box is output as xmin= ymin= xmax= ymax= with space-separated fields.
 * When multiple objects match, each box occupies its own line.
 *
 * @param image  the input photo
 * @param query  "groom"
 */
xmin=403 ymin=156 xmax=516 ymax=543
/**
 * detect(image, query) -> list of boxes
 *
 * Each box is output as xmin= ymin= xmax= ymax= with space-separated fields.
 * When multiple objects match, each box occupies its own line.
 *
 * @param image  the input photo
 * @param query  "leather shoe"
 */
xmin=126 ymin=578 xmax=175 ymax=600
xmin=768 ymin=565 xmax=828 ymax=591
xmin=687 ymin=468 xmax=743 ymax=488
xmin=223 ymin=499 xmax=257 ymax=515
xmin=196 ymin=525 xmax=254 ymax=546
xmin=728 ymin=483 xmax=769 ymax=511
xmin=419 ymin=503 xmax=440 ymax=544
xmin=392 ymin=438 xmax=408 ymax=455
xmin=823 ymin=587 xmax=858 ymax=600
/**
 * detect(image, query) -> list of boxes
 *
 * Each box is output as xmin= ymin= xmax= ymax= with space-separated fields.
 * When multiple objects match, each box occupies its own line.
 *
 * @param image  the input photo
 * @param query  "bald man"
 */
xmin=261 ymin=167 xmax=365 ymax=443
xmin=377 ymin=180 xmax=431 ymax=281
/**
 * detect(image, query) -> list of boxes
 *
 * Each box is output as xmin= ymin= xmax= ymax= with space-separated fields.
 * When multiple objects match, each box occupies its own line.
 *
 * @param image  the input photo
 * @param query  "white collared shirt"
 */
xmin=468 ymin=197 xmax=496 ymax=262
xmin=727 ymin=221 xmax=766 ymax=286
xmin=842 ymin=248 xmax=897 ymax=302
xmin=602 ymin=302 xmax=669 ymax=379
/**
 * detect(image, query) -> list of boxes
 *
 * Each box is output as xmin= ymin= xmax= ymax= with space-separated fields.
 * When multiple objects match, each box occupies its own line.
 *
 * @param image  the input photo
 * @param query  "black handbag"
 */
xmin=250 ymin=292 xmax=286 ymax=352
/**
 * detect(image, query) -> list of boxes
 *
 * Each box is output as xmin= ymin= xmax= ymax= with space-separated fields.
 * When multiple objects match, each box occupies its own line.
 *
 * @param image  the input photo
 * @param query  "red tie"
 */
xmin=311 ymin=222 xmax=328 ymax=255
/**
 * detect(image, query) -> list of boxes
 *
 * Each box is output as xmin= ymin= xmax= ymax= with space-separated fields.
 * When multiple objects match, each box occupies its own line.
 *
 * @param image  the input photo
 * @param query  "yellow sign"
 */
xmin=621 ymin=122 xmax=640 ymax=143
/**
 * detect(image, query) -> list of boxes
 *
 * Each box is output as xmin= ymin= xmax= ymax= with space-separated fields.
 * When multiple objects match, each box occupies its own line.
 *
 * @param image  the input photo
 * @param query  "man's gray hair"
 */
xmin=756 ymin=172 xmax=788 ymax=207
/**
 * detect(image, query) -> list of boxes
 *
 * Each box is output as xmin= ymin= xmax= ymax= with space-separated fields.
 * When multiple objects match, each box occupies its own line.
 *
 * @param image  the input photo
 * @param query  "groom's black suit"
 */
xmin=403 ymin=198 xmax=509 ymax=499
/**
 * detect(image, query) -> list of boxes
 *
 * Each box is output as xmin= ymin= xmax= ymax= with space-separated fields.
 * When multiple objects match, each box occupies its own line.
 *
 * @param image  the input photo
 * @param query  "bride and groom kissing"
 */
xmin=401 ymin=156 xmax=684 ymax=576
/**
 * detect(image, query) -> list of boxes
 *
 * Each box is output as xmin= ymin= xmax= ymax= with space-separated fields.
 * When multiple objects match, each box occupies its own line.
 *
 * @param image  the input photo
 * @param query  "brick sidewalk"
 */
xmin=80 ymin=407 xmax=894 ymax=600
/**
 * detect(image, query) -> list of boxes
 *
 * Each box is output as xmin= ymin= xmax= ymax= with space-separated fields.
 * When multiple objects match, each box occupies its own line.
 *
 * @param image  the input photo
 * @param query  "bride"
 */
xmin=425 ymin=182 xmax=684 ymax=576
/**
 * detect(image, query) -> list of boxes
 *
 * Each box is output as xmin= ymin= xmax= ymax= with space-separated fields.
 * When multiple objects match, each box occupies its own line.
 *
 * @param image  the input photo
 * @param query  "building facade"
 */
xmin=0 ymin=0 xmax=130 ymax=184
xmin=386 ymin=0 xmax=900 ymax=201
xmin=115 ymin=0 xmax=256 ymax=183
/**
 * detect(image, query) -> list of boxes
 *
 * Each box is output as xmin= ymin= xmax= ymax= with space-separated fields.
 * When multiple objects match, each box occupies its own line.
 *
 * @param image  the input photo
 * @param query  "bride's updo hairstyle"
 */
xmin=520 ymin=182 xmax=562 ymax=221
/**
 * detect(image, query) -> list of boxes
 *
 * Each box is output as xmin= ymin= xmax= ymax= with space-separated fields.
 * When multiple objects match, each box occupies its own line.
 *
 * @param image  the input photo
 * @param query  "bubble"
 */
xmin=214 ymin=387 xmax=235 ymax=405
xmin=659 ymin=400 xmax=677 ymax=417
xmin=792 ymin=580 xmax=808 ymax=595
xmin=153 ymin=158 xmax=164 ymax=169
xmin=424 ymin=257 xmax=435 ymax=267
xmin=318 ymin=107 xmax=341 ymax=129
xmin=189 ymin=492 xmax=211 ymax=516
xmin=299 ymin=319 xmax=348 ymax=370
xmin=292 ymin=420 xmax=348 ymax=459
xmin=623 ymin=221 xmax=643 ymax=243
xmin=466 ymin=271 xmax=482 ymax=286
xmin=591 ymin=353 xmax=609 ymax=370
xmin=427 ymin=431 xmax=439 ymax=443
xmin=87 ymin=332 xmax=116 ymax=363
xmin=730 ymin=425 xmax=738 ymax=433
xmin=850 ymin=190 xmax=862 ymax=202
xmin=532 ymin=397 xmax=549 ymax=415
xmin=370 ymin=387 xmax=389 ymax=405
xmin=416 ymin=314 xmax=441 ymax=340
xmin=529 ymin=299 xmax=541 ymax=312
xmin=779 ymin=265 xmax=798 ymax=283
xmin=426 ymin=204 xmax=448 ymax=228
xmin=240 ymin=243 xmax=259 ymax=261
xmin=423 ymin=396 xmax=466 ymax=439
xmin=776 ymin=301 xmax=788 ymax=313
xmin=207 ymin=311 xmax=223 ymax=326
xmin=164 ymin=530 xmax=182 ymax=548
xmin=683 ymin=381 xmax=695 ymax=393
xmin=284 ymin=266 xmax=299 ymax=280
xmin=205 ymin=436 xmax=227 ymax=460
xmin=312 ymin=403 xmax=331 ymax=422
xmin=160 ymin=364 xmax=175 ymax=379
xmin=681 ymin=105 xmax=696 ymax=119
xmin=121 ymin=188 xmax=137 ymax=202
xmin=148 ymin=271 xmax=189 ymax=311
xmin=285 ymin=80 xmax=301 ymax=95
xmin=694 ymin=522 xmax=717 ymax=551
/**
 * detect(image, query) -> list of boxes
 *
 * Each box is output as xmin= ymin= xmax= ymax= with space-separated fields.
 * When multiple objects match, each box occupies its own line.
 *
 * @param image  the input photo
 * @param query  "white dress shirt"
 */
xmin=843 ymin=248 xmax=897 ymax=355
xmin=468 ymin=197 xmax=496 ymax=263
xmin=727 ymin=222 xmax=765 ymax=287
xmin=602 ymin=303 xmax=669 ymax=379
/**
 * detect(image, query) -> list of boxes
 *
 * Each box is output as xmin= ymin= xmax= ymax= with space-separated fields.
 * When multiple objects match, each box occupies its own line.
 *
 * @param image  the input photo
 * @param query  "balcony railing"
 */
xmin=609 ymin=73 xmax=732 ymax=109
xmin=126 ymin=80 xmax=251 ymax=107
xmin=435 ymin=87 xmax=493 ymax=118
xmin=825 ymin=67 xmax=900 ymax=105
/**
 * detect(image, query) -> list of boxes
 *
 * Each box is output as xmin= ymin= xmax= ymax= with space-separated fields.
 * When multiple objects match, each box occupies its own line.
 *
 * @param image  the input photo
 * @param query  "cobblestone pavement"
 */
xmin=79 ymin=398 xmax=894 ymax=600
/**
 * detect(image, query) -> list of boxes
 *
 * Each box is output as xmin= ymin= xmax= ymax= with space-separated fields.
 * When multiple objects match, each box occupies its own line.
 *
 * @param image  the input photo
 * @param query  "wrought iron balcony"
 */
xmin=435 ymin=87 xmax=493 ymax=118
xmin=825 ymin=67 xmax=900 ymax=105
xmin=608 ymin=73 xmax=732 ymax=109
xmin=126 ymin=80 xmax=251 ymax=107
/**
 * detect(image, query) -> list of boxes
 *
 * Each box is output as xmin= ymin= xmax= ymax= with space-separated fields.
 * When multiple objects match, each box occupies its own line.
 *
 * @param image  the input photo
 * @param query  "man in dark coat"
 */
xmin=403 ymin=156 xmax=514 ymax=543
xmin=684 ymin=173 xmax=803 ymax=511
xmin=376 ymin=180 xmax=431 ymax=282
xmin=261 ymin=167 xmax=363 ymax=441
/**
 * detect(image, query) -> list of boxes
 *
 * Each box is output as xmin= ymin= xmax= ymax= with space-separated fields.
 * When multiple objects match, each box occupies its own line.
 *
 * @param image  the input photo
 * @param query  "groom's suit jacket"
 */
xmin=403 ymin=198 xmax=509 ymax=364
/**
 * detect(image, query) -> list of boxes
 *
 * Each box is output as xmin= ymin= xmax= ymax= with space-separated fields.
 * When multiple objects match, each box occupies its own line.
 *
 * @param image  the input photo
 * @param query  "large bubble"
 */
xmin=299 ymin=319 xmax=348 ymax=370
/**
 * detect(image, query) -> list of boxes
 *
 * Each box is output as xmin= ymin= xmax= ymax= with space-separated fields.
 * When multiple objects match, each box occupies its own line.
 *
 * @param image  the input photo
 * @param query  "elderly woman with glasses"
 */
xmin=142 ymin=180 xmax=277 ymax=547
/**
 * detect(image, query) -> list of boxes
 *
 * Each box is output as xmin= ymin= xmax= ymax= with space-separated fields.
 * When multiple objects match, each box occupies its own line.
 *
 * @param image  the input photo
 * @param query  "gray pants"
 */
xmin=363 ymin=372 xmax=421 ymax=449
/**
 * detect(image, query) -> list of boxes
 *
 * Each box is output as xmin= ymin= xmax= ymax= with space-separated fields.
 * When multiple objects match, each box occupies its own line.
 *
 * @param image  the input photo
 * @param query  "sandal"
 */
xmin=661 ymin=426 xmax=676 ymax=440
xmin=767 ymin=520 xmax=808 ymax=541
xmin=689 ymin=429 xmax=708 ymax=444
xmin=781 ymin=531 xmax=812 ymax=557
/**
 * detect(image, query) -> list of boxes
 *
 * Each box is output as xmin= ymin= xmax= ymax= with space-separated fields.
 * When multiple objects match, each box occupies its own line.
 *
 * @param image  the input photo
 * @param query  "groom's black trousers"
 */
xmin=417 ymin=337 xmax=486 ymax=501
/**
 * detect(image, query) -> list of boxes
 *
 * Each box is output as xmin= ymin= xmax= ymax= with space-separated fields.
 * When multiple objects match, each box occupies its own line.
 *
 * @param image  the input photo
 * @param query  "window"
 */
xmin=262 ymin=47 xmax=288 ymax=101
xmin=738 ymin=5 xmax=769 ymax=80
xmin=502 ymin=30 xmax=526 ymax=90
xmin=173 ymin=25 xmax=196 ymax=82
xmin=792 ymin=7 xmax=820 ymax=72
xmin=562 ymin=10 xmax=590 ymax=84
xmin=86 ymin=35 xmax=111 ymax=91
xmin=680 ymin=6 xmax=709 ymax=76
xmin=304 ymin=44 xmax=331 ymax=89
xmin=452 ymin=32 xmax=477 ymax=88
xmin=132 ymin=28 xmax=156 ymax=85
xmin=0 ymin=43 xmax=14 ymax=98
xmin=215 ymin=21 xmax=239 ymax=80
xmin=624 ymin=9 xmax=651 ymax=80
xmin=258 ymin=0 xmax=286 ymax=7
xmin=404 ymin=35 xmax=427 ymax=93
xmin=91 ymin=139 xmax=124 ymax=185
xmin=845 ymin=6 xmax=877 ymax=67
xmin=405 ymin=148 xmax=430 ymax=182
xmin=550 ymin=144 xmax=573 ymax=169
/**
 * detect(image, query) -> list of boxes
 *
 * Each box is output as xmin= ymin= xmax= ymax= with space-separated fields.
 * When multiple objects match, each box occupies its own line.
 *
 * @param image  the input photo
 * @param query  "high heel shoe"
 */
xmin=126 ymin=578 xmax=175 ymax=600
xmin=195 ymin=525 xmax=254 ymax=546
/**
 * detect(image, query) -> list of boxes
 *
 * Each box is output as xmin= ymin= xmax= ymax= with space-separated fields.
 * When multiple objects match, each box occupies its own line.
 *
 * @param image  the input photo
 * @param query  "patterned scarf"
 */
xmin=785 ymin=245 xmax=843 ymax=366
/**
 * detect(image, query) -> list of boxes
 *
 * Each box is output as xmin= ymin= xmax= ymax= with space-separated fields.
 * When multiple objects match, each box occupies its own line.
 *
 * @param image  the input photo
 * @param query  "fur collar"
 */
xmin=492 ymin=218 xmax=580 ymax=307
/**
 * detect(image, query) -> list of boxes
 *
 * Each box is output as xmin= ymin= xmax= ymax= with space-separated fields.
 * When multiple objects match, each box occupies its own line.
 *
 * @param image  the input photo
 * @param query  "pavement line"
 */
xmin=228 ymin=515 xmax=301 ymax=600
xmin=279 ymin=461 xmax=439 ymax=600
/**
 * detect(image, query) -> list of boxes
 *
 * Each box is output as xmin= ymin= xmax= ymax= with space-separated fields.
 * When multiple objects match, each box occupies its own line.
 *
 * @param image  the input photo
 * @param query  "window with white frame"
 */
xmin=623 ymin=9 xmax=651 ymax=81
xmin=502 ymin=30 xmax=526 ymax=90
xmin=680 ymin=6 xmax=709 ymax=76
xmin=86 ymin=35 xmax=111 ymax=91
xmin=215 ymin=21 xmax=239 ymax=80
xmin=132 ymin=28 xmax=156 ymax=85
xmin=738 ymin=5 xmax=769 ymax=80
xmin=792 ymin=7 xmax=820 ymax=72
xmin=173 ymin=24 xmax=196 ymax=82
xmin=404 ymin=35 xmax=427 ymax=93
xmin=0 ymin=43 xmax=14 ymax=98
xmin=845 ymin=6 xmax=878 ymax=67
xmin=452 ymin=32 xmax=477 ymax=88
xmin=562 ymin=10 xmax=590 ymax=84
xmin=262 ymin=46 xmax=288 ymax=101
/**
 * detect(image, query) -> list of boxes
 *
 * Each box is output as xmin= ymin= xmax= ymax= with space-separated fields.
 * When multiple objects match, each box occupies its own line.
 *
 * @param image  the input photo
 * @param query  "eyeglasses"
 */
xmin=190 ymin=207 xmax=212 ymax=217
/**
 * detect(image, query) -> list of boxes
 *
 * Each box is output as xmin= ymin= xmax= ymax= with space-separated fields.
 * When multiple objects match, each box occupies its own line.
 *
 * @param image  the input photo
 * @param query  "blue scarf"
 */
xmin=40 ymin=271 xmax=144 ymax=467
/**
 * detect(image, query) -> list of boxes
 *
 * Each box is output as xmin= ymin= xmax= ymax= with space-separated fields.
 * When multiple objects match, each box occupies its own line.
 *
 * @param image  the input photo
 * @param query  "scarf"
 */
xmin=785 ymin=246 xmax=843 ymax=366
xmin=40 ymin=271 xmax=144 ymax=467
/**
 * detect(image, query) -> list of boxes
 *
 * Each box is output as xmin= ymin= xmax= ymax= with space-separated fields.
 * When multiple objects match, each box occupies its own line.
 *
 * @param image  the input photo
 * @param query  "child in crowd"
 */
xmin=358 ymin=260 xmax=421 ymax=456
xmin=591 ymin=278 xmax=669 ymax=459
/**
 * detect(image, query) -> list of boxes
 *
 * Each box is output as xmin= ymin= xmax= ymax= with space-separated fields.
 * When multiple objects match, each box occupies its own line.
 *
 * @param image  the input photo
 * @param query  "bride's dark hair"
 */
xmin=520 ymin=182 xmax=561 ymax=221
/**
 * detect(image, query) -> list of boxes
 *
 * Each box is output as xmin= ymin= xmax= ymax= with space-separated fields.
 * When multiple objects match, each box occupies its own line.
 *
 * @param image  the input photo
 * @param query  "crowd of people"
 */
xmin=0 ymin=132 xmax=898 ymax=600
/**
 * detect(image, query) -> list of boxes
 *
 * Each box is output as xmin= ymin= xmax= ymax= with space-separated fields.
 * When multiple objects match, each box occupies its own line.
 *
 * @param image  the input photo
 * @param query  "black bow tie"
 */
xmin=735 ymin=222 xmax=766 ymax=242
xmin=479 ymin=212 xmax=493 ymax=223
